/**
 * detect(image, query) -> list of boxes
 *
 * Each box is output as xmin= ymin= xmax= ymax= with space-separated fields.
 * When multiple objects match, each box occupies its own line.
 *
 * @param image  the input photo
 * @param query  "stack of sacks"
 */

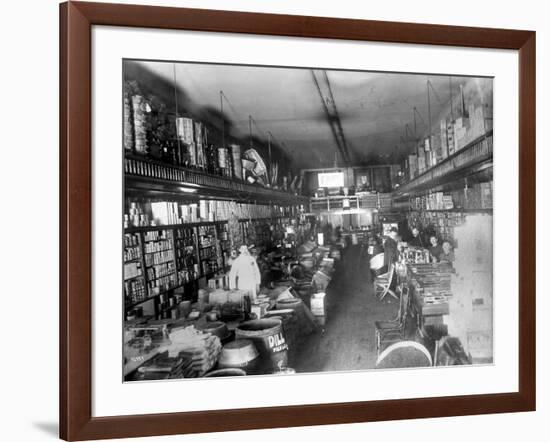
xmin=134 ymin=353 xmax=195 ymax=381
xmin=168 ymin=326 xmax=222 ymax=377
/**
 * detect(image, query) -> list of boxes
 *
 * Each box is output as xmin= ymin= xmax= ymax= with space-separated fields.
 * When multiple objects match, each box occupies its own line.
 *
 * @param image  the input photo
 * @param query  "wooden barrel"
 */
xmin=204 ymin=368 xmax=246 ymax=377
xmin=236 ymin=319 xmax=289 ymax=372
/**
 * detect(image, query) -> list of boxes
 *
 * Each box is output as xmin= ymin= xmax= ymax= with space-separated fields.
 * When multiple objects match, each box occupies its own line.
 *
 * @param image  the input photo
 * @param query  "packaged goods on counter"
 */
xmin=208 ymin=274 xmax=229 ymax=290
xmin=167 ymin=325 xmax=222 ymax=372
xmin=310 ymin=292 xmax=327 ymax=326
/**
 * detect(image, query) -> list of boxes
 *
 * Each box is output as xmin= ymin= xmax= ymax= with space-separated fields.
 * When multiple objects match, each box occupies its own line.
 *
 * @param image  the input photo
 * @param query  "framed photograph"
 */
xmin=60 ymin=1 xmax=535 ymax=440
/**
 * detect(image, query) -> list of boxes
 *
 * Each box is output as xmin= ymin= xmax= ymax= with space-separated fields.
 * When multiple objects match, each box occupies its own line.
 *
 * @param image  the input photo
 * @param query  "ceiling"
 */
xmin=125 ymin=60 xmax=491 ymax=170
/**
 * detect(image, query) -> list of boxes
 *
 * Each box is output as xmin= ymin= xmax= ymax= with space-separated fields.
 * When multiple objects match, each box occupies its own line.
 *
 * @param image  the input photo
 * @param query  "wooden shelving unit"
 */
xmin=123 ymin=232 xmax=147 ymax=306
xmin=417 ymin=208 xmax=493 ymax=214
xmin=124 ymin=155 xmax=309 ymax=206
xmin=394 ymin=131 xmax=493 ymax=199
xmin=123 ymin=220 xmax=229 ymax=319
xmin=125 ymin=220 xmax=225 ymax=233
xmin=309 ymin=193 xmax=393 ymax=212
xmin=238 ymin=216 xmax=291 ymax=249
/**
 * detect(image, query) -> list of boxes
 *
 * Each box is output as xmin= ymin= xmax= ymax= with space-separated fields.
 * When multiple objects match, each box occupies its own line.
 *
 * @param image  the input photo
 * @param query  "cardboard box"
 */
xmin=454 ymin=126 xmax=467 ymax=151
xmin=408 ymin=154 xmax=417 ymax=179
xmin=417 ymin=155 xmax=426 ymax=173
xmin=251 ymin=302 xmax=269 ymax=319
xmin=310 ymin=292 xmax=326 ymax=317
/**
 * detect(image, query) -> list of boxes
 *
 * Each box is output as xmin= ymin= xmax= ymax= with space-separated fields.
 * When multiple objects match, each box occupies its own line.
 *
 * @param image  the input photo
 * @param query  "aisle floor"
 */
xmin=292 ymin=245 xmax=399 ymax=373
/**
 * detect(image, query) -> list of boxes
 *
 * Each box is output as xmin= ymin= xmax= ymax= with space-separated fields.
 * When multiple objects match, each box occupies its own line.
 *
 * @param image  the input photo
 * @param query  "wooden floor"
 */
xmin=292 ymin=245 xmax=400 ymax=373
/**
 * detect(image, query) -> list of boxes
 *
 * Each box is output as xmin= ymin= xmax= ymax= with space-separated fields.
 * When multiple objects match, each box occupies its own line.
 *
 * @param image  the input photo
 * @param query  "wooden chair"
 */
xmin=374 ymin=263 xmax=398 ymax=301
xmin=375 ymin=340 xmax=432 ymax=369
xmin=369 ymin=252 xmax=385 ymax=275
xmin=374 ymin=285 xmax=409 ymax=357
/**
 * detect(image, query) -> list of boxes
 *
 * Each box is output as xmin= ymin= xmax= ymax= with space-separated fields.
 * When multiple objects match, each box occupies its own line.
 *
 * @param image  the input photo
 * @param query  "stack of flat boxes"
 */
xmin=410 ymin=103 xmax=491 ymax=184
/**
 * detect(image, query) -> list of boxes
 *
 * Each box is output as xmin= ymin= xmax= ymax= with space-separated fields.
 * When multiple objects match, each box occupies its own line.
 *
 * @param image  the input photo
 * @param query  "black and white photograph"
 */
xmin=122 ymin=59 xmax=493 ymax=381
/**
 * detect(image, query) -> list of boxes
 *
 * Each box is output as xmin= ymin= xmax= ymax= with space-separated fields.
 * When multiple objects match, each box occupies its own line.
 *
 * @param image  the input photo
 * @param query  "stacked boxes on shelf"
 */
xmin=125 ymin=202 xmax=150 ymax=228
xmin=430 ymin=132 xmax=442 ymax=166
xmin=408 ymin=154 xmax=417 ymax=180
xmin=131 ymin=95 xmax=149 ymax=154
xmin=411 ymin=182 xmax=492 ymax=213
xmin=151 ymin=201 xmax=182 ymax=226
xmin=440 ymin=120 xmax=450 ymax=160
xmin=175 ymin=117 xmax=208 ymax=171
xmin=423 ymin=137 xmax=434 ymax=169
xmin=194 ymin=121 xmax=206 ymax=169
xmin=417 ymin=152 xmax=426 ymax=175
xmin=123 ymin=93 xmax=134 ymax=151
xmin=403 ymin=83 xmax=491 ymax=186
xmin=453 ymin=103 xmax=492 ymax=151
xmin=125 ymin=198 xmax=298 ymax=228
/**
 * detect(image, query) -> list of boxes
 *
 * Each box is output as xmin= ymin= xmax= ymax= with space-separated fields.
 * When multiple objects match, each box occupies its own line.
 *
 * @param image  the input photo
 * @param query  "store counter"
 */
xmin=404 ymin=262 xmax=454 ymax=332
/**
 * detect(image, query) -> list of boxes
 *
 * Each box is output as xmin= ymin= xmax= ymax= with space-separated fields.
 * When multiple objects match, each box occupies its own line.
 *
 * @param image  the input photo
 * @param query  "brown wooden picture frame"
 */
xmin=59 ymin=1 xmax=536 ymax=440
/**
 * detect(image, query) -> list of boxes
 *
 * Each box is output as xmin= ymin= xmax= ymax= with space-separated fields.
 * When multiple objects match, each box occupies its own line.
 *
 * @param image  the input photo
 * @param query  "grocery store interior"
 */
xmin=123 ymin=60 xmax=493 ymax=380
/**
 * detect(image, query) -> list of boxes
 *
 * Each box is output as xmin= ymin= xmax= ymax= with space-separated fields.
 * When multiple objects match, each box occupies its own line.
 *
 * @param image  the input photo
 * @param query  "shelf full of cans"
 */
xmin=124 ymin=232 xmax=147 ymax=305
xmin=215 ymin=222 xmax=231 ymax=269
xmin=238 ymin=216 xmax=292 ymax=249
xmin=174 ymin=226 xmax=200 ymax=285
xmin=198 ymin=224 xmax=222 ymax=276
xmin=124 ymin=199 xmax=300 ymax=229
xmin=142 ymin=229 xmax=177 ymax=296
xmin=123 ymin=221 xmax=229 ymax=310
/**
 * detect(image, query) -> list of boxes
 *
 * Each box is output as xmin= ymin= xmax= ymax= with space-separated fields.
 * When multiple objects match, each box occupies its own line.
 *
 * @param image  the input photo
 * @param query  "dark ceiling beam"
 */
xmin=311 ymin=70 xmax=351 ymax=166
xmin=323 ymin=71 xmax=352 ymax=163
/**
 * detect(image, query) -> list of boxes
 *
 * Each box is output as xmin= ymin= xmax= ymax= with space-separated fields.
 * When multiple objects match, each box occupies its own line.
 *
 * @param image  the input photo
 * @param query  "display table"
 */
xmin=404 ymin=262 xmax=454 ymax=335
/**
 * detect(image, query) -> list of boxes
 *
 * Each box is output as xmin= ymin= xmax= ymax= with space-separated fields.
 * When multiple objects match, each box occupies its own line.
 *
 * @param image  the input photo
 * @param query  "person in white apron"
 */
xmin=228 ymin=245 xmax=261 ymax=300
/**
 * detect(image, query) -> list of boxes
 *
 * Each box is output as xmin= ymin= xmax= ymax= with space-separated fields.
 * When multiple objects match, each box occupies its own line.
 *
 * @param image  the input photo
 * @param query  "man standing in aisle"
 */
xmin=383 ymin=227 xmax=399 ymax=268
xmin=228 ymin=245 xmax=262 ymax=300
xmin=408 ymin=226 xmax=424 ymax=248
